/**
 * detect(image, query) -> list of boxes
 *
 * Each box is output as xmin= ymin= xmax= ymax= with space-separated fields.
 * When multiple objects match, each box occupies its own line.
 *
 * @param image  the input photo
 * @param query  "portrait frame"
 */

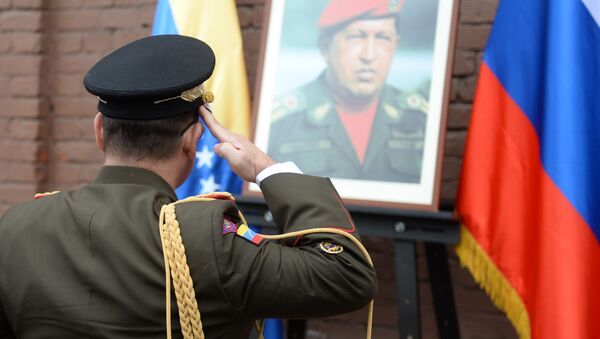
xmin=245 ymin=0 xmax=461 ymax=211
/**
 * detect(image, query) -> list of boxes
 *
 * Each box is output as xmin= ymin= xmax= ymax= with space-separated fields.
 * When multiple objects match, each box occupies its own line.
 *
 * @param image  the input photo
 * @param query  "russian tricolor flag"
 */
xmin=457 ymin=0 xmax=600 ymax=338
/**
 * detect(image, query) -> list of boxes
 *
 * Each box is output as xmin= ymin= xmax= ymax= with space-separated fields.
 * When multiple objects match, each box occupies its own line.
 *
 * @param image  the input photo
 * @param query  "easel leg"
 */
xmin=287 ymin=319 xmax=306 ymax=339
xmin=395 ymin=240 xmax=421 ymax=339
xmin=425 ymin=243 xmax=460 ymax=339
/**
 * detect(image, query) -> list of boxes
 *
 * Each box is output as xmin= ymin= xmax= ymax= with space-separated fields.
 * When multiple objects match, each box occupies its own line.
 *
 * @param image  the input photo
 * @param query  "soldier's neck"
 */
xmin=104 ymin=156 xmax=185 ymax=189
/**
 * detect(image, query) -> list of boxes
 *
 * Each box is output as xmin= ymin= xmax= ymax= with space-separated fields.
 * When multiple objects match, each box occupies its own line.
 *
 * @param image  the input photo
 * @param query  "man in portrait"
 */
xmin=268 ymin=0 xmax=428 ymax=183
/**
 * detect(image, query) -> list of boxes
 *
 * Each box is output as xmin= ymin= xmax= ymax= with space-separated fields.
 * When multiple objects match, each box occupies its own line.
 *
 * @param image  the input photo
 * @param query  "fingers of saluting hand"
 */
xmin=199 ymin=105 xmax=233 ymax=143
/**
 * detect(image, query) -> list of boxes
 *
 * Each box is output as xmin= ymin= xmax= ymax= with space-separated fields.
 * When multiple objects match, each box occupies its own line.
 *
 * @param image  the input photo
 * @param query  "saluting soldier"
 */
xmin=268 ymin=0 xmax=428 ymax=183
xmin=0 ymin=35 xmax=376 ymax=338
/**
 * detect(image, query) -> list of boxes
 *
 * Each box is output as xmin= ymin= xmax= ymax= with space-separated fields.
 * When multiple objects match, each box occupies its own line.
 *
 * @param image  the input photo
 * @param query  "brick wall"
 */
xmin=0 ymin=0 xmax=516 ymax=338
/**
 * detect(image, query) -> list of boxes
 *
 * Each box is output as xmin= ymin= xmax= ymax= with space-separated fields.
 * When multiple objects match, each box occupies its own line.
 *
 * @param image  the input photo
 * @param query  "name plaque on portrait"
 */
xmin=246 ymin=0 xmax=461 ymax=210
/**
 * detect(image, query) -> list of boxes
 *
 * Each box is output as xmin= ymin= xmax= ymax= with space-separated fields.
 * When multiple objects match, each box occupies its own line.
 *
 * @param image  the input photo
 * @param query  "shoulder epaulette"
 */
xmin=271 ymin=91 xmax=306 ymax=123
xmin=397 ymin=91 xmax=429 ymax=114
xmin=33 ymin=191 xmax=60 ymax=199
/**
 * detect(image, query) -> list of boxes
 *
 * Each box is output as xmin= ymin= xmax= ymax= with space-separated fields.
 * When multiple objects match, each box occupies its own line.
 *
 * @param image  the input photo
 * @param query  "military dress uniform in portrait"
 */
xmin=267 ymin=0 xmax=429 ymax=183
xmin=269 ymin=74 xmax=427 ymax=183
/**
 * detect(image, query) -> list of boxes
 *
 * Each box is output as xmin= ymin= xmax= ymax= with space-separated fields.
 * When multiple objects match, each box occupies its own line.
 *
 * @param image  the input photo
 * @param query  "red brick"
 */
xmin=53 ymin=141 xmax=102 ymax=162
xmin=456 ymin=24 xmax=492 ymax=50
xmin=53 ymin=118 xmax=94 ymax=140
xmin=0 ymin=75 xmax=9 ymax=94
xmin=83 ymin=0 xmax=113 ymax=8
xmin=11 ymin=32 xmax=42 ymax=53
xmin=51 ymin=10 xmax=99 ymax=30
xmin=0 ymin=183 xmax=38 ymax=204
xmin=0 ymin=0 xmax=11 ymax=10
xmin=114 ymin=0 xmax=139 ymax=6
xmin=242 ymin=28 xmax=261 ymax=51
xmin=99 ymin=8 xmax=141 ymax=28
xmin=452 ymin=50 xmax=476 ymax=76
xmin=53 ymin=74 xmax=84 ymax=95
xmin=51 ymin=0 xmax=83 ymax=9
xmin=0 ymin=11 xmax=43 ymax=31
xmin=440 ymin=180 xmax=459 ymax=202
xmin=0 ymin=140 xmax=40 ymax=161
xmin=251 ymin=5 xmax=264 ymax=27
xmin=3 ymin=119 xmax=42 ymax=139
xmin=52 ymin=96 xmax=97 ymax=116
xmin=442 ymin=156 xmax=462 ymax=181
xmin=13 ymin=0 xmax=43 ymax=9
xmin=456 ymin=75 xmax=478 ymax=102
xmin=0 ymin=33 xmax=11 ymax=52
xmin=0 ymin=98 xmax=42 ymax=117
xmin=52 ymin=53 xmax=98 ymax=73
xmin=112 ymin=30 xmax=147 ymax=48
xmin=236 ymin=0 xmax=263 ymax=5
xmin=83 ymin=31 xmax=112 ymax=52
xmin=448 ymin=103 xmax=472 ymax=129
xmin=0 ymin=55 xmax=42 ymax=75
xmin=53 ymin=32 xmax=82 ymax=53
xmin=444 ymin=130 xmax=466 ymax=156
xmin=0 ymin=163 xmax=41 ymax=182
xmin=137 ymin=3 xmax=155 ymax=27
xmin=450 ymin=78 xmax=460 ymax=102
xmin=460 ymin=0 xmax=499 ymax=24
xmin=9 ymin=75 xmax=40 ymax=96
xmin=238 ymin=7 xmax=253 ymax=28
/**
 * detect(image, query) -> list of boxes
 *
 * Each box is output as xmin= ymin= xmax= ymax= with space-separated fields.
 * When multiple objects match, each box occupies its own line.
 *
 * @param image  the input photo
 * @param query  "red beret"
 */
xmin=318 ymin=0 xmax=405 ymax=30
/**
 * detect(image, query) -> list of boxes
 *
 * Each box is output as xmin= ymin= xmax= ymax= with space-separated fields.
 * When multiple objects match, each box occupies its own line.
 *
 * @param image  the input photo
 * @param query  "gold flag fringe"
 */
xmin=455 ymin=226 xmax=531 ymax=339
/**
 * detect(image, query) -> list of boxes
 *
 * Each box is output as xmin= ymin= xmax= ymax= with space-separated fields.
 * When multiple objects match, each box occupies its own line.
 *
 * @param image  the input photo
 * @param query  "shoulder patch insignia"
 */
xmin=222 ymin=216 xmax=238 ymax=235
xmin=405 ymin=94 xmax=429 ymax=113
xmin=319 ymin=241 xmax=344 ymax=254
xmin=236 ymin=224 xmax=264 ymax=245
xmin=33 ymin=191 xmax=60 ymax=199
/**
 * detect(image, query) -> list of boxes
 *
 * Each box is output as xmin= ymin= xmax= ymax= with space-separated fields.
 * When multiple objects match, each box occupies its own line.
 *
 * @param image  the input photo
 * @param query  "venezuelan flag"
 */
xmin=152 ymin=2 xmax=284 ymax=338
xmin=457 ymin=0 xmax=600 ymax=338
xmin=153 ymin=0 xmax=251 ymax=197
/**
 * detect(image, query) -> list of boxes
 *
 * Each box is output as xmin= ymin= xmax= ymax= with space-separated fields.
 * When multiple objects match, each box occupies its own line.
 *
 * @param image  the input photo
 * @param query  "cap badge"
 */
xmin=154 ymin=84 xmax=214 ymax=104
xmin=319 ymin=241 xmax=344 ymax=254
xmin=389 ymin=0 xmax=401 ymax=12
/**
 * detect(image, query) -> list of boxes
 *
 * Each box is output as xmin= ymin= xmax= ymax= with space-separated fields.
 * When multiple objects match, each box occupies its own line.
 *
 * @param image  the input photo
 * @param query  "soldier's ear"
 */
xmin=182 ymin=121 xmax=203 ymax=160
xmin=94 ymin=113 xmax=105 ymax=152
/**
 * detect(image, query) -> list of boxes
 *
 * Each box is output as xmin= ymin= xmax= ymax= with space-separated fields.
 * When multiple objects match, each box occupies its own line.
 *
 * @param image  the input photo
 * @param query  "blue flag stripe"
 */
xmin=483 ymin=0 xmax=600 ymax=240
xmin=151 ymin=0 xmax=178 ymax=35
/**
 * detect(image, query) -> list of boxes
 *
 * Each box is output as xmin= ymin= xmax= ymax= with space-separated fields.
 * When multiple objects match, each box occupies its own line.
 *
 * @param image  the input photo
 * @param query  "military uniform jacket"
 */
xmin=0 ymin=166 xmax=376 ymax=338
xmin=268 ymin=74 xmax=428 ymax=183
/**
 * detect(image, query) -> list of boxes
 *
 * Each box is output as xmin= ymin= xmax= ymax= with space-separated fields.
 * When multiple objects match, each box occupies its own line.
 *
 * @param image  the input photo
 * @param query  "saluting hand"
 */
xmin=199 ymin=105 xmax=276 ymax=183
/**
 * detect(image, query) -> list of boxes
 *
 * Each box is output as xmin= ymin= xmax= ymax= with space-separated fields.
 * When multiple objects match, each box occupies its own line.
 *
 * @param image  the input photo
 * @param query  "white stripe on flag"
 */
xmin=582 ymin=0 xmax=600 ymax=27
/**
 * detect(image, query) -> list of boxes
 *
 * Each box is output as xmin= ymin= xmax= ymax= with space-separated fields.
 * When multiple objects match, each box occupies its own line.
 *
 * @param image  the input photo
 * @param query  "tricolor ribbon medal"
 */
xmin=236 ymin=224 xmax=264 ymax=245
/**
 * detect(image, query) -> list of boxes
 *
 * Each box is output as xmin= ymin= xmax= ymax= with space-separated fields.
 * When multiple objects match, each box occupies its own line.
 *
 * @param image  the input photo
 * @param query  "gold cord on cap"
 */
xmin=154 ymin=84 xmax=214 ymax=104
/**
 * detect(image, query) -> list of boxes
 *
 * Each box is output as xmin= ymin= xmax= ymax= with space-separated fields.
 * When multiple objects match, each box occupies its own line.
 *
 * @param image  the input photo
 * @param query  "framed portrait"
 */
xmin=246 ymin=0 xmax=460 ymax=210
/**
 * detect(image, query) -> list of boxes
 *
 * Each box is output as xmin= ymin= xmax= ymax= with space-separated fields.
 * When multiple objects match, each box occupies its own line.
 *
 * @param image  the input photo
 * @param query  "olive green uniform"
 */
xmin=0 ymin=166 xmax=376 ymax=338
xmin=268 ymin=74 xmax=428 ymax=183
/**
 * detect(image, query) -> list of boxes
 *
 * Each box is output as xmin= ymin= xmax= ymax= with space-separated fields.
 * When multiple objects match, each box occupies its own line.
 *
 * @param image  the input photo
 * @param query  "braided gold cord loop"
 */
xmin=160 ymin=203 xmax=204 ymax=339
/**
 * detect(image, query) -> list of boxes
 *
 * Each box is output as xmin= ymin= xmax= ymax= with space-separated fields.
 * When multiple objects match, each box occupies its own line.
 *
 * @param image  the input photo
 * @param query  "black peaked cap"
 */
xmin=83 ymin=34 xmax=215 ymax=120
